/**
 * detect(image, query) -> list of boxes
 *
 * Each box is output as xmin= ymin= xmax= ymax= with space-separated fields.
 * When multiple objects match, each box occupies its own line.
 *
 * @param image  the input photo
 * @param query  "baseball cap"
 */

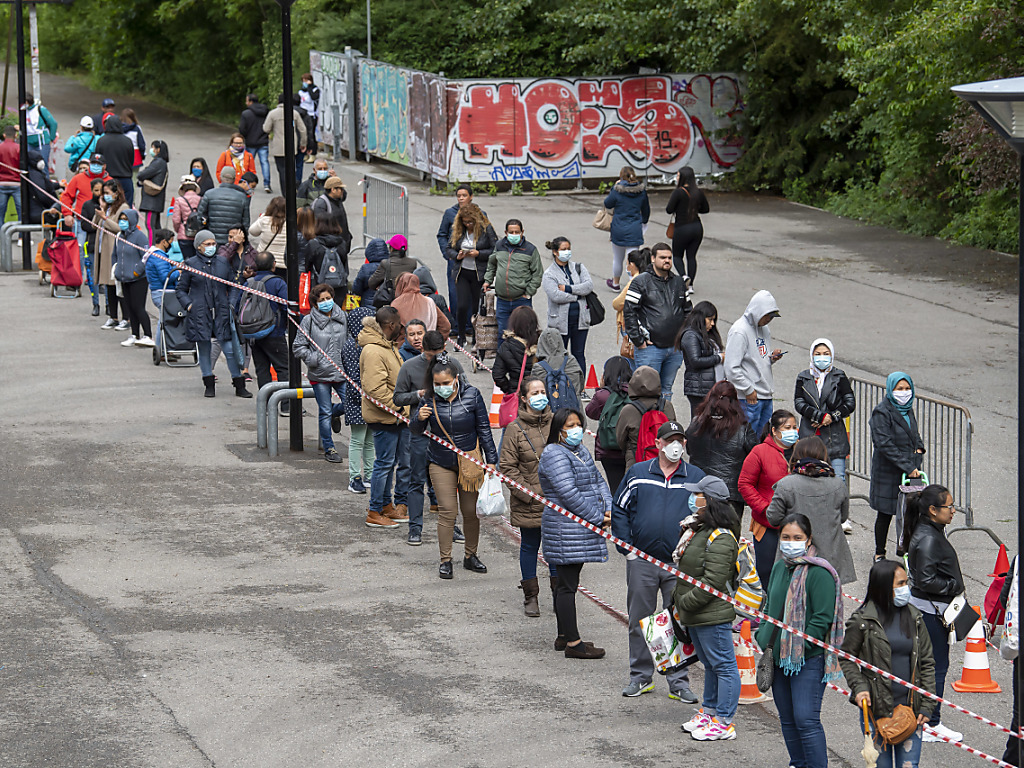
xmin=657 ymin=421 xmax=686 ymax=441
xmin=682 ymin=476 xmax=731 ymax=501
xmin=387 ymin=233 xmax=408 ymax=250
xmin=80 ymin=115 xmax=94 ymax=129
xmin=102 ymin=98 xmax=115 ymax=108
xmin=89 ymin=153 xmax=105 ymax=165
xmin=324 ymin=175 xmax=344 ymax=191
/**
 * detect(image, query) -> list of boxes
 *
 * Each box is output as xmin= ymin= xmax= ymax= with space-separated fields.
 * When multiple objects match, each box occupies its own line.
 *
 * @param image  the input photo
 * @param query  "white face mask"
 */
xmin=893 ymin=390 xmax=913 ymax=406
xmin=661 ymin=441 xmax=684 ymax=462
xmin=893 ymin=585 xmax=912 ymax=607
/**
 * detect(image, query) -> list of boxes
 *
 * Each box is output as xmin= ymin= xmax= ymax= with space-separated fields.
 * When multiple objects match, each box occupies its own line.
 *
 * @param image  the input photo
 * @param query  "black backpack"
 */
xmin=180 ymin=197 xmax=205 ymax=239
xmin=236 ymin=276 xmax=276 ymax=340
xmin=316 ymin=245 xmax=346 ymax=289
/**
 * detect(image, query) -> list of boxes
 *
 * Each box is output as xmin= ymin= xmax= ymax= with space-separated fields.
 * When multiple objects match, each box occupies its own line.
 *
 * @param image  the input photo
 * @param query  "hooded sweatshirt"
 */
xmin=615 ymin=365 xmax=676 ymax=469
xmin=94 ymin=118 xmax=135 ymax=177
xmin=724 ymin=290 xmax=780 ymax=400
xmin=111 ymin=210 xmax=150 ymax=283
xmin=531 ymin=327 xmax=584 ymax=396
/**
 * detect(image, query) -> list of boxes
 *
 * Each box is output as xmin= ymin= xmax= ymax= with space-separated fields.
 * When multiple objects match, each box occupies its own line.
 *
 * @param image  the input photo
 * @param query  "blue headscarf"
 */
xmin=885 ymin=371 xmax=914 ymax=426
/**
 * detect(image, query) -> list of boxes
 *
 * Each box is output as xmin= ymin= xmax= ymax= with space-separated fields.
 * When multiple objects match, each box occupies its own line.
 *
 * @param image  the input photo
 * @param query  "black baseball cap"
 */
xmin=102 ymin=98 xmax=115 ymax=108
xmin=89 ymin=153 xmax=105 ymax=164
xmin=657 ymin=421 xmax=686 ymax=440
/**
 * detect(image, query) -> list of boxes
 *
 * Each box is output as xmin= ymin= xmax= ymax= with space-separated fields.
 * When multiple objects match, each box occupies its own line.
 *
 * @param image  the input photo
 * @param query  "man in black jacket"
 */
xmin=623 ymin=242 xmax=691 ymax=397
xmin=239 ymin=94 xmax=271 ymax=193
xmin=95 ymin=116 xmax=135 ymax=206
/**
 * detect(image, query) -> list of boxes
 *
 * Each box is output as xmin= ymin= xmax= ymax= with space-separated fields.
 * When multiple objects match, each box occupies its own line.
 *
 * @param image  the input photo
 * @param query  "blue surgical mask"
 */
xmin=687 ymin=494 xmax=700 ymax=514
xmin=191 ymin=168 xmax=203 ymax=178
xmin=564 ymin=426 xmax=584 ymax=446
xmin=813 ymin=355 xmax=831 ymax=370
xmin=317 ymin=299 xmax=334 ymax=313
xmin=556 ymin=249 xmax=571 ymax=263
xmin=89 ymin=163 xmax=103 ymax=175
xmin=118 ymin=219 xmax=130 ymax=232
xmin=778 ymin=428 xmax=799 ymax=446
xmin=893 ymin=585 xmax=912 ymax=607
xmin=203 ymin=245 xmax=216 ymax=257
xmin=316 ymin=170 xmax=329 ymax=180
xmin=780 ymin=540 xmax=807 ymax=559
xmin=434 ymin=383 xmax=455 ymax=399
xmin=528 ymin=394 xmax=548 ymax=411
xmin=103 ymin=193 xmax=114 ymax=203
xmin=507 ymin=233 xmax=522 ymax=245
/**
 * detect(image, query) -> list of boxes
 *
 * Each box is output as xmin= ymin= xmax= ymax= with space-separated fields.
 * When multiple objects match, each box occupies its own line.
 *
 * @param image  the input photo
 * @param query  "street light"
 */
xmin=952 ymin=75 xmax=1024 ymax=767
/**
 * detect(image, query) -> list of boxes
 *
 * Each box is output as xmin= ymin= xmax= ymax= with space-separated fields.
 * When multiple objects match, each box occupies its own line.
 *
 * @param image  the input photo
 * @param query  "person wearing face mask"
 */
xmin=725 ymin=289 xmax=783 ymax=437
xmin=111 ymin=210 xmax=155 ymax=348
xmin=79 ymin=177 xmax=105 ymax=316
xmin=540 ymin=236 xmax=594 ymax=371
xmin=535 ymin=407 xmax=610 ymax=658
xmin=136 ymin=140 xmax=169 ymax=244
xmin=672 ymin=475 xmax=741 ymax=741
xmin=60 ymin=152 xmax=110 ymax=230
xmin=612 ymin=420 xmax=703 ymax=702
xmin=311 ymin=176 xmax=349 ymax=234
xmin=841 ymin=559 xmax=936 ymax=768
xmin=754 ymin=514 xmax=844 ymax=764
xmin=678 ymin=301 xmax=726 ymax=420
xmin=298 ymin=73 xmax=321 ymax=162
xmin=216 ymin=133 xmax=257 ymax=185
xmin=500 ymin=376 xmax=556 ymax=616
xmin=611 ymin=247 xmax=650 ymax=357
xmin=739 ymin=409 xmax=799 ymax=586
xmin=175 ymin=230 xmax=252 ymax=399
xmin=870 ymin=372 xmax=925 ymax=561
xmin=296 ymin=159 xmax=335 ymax=208
xmin=481 ymin=219 xmax=542 ymax=341
xmin=188 ymin=158 xmax=215 ymax=196
xmin=411 ymin=356 xmax=497 ymax=578
xmin=64 ymin=116 xmax=99 ymax=175
xmin=94 ymin=180 xmax=130 ymax=330
xmin=767 ymin=436 xmax=855 ymax=584
xmin=794 ymin=338 xmax=856 ymax=483
xmin=237 ymin=251 xmax=289 ymax=392
xmin=198 ymin=165 xmax=251 ymax=246
xmin=445 ymin=203 xmax=498 ymax=344
xmin=144 ymin=228 xmax=179 ymax=354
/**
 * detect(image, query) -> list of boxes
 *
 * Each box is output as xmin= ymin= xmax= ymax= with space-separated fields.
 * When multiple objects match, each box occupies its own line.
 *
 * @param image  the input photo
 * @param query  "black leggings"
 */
xmin=687 ymin=395 xmax=704 ymax=422
xmin=672 ymin=220 xmax=704 ymax=284
xmin=455 ymin=268 xmax=481 ymax=340
xmin=874 ymin=512 xmax=894 ymax=556
xmin=554 ymin=562 xmax=584 ymax=643
xmin=124 ymin=279 xmax=152 ymax=338
xmin=105 ymin=284 xmax=127 ymax=320
xmin=600 ymin=458 xmax=626 ymax=497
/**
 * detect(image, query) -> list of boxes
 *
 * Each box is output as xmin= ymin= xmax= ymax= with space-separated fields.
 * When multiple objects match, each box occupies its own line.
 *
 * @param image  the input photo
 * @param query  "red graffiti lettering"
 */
xmin=619 ymin=77 xmax=670 ymax=122
xmin=522 ymin=81 xmax=580 ymax=164
xmin=681 ymin=75 xmax=744 ymax=168
xmin=578 ymin=80 xmax=621 ymax=108
xmin=456 ymin=83 xmax=527 ymax=162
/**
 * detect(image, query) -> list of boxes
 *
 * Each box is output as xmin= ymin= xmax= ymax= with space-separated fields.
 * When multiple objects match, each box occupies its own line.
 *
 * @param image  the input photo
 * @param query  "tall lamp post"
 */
xmin=952 ymin=75 xmax=1024 ymax=766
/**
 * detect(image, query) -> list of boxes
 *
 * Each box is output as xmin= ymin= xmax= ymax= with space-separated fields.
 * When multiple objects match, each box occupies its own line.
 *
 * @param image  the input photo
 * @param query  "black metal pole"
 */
xmin=1017 ymin=151 xmax=1023 ymax=768
xmin=280 ymin=0 xmax=302 ymax=451
xmin=15 ymin=0 xmax=28 ymax=270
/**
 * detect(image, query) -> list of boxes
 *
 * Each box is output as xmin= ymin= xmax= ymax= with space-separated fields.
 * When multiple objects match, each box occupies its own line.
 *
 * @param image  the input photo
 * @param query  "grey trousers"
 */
xmin=626 ymin=556 xmax=690 ymax=691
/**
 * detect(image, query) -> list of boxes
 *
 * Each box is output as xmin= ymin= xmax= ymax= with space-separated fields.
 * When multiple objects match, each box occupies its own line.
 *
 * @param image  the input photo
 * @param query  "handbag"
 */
xmin=936 ymin=593 xmax=981 ymax=643
xmin=574 ymin=264 xmax=605 ymax=325
xmin=142 ymin=173 xmax=167 ymax=197
xmin=755 ymin=622 xmax=780 ymax=693
xmin=592 ymin=207 xmax=613 ymax=232
xmin=299 ymin=270 xmax=311 ymax=314
xmin=372 ymin=258 xmax=395 ymax=308
xmin=497 ymin=353 xmax=528 ymax=428
xmin=870 ymin=704 xmax=918 ymax=746
xmin=433 ymin=397 xmax=486 ymax=492
xmin=619 ymin=333 xmax=634 ymax=360
xmin=666 ymin=215 xmax=675 ymax=240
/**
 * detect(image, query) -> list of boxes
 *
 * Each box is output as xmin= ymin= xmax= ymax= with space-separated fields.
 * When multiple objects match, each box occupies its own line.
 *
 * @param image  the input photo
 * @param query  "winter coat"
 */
xmin=311 ymin=194 xmax=350 ymax=237
xmin=612 ymin=456 xmax=705 ymax=562
xmin=724 ymin=290 xmax=780 ymax=400
xmin=358 ymin=316 xmax=406 ymax=425
xmin=542 ymin=260 xmax=594 ymax=334
xmin=111 ymin=210 xmax=150 ymax=284
xmin=341 ymin=307 xmax=375 ymax=426
xmin=94 ymin=118 xmax=134 ymax=177
xmin=492 ymin=332 xmax=537 ymax=394
xmin=616 ymin=366 xmax=677 ymax=469
xmin=756 ymin=560 xmax=837 ymax=660
xmin=673 ymin=525 xmax=739 ymax=627
xmin=908 ymin=519 xmax=965 ymax=603
xmin=60 ymin=168 xmax=109 ymax=217
xmin=794 ymin=368 xmax=856 ymax=460
xmin=665 ymin=185 xmax=709 ymax=225
xmin=238 ymin=102 xmax=270 ymax=148
xmin=680 ymin=327 xmax=722 ymax=398
xmin=296 ymin=173 xmax=341 ymax=208
xmin=499 ymin=406 xmax=553 ymax=528
xmin=248 ymin=215 xmax=287 ymax=271
xmin=767 ymin=474 xmax=856 ymax=584
xmin=410 ymin=382 xmax=498 ymax=469
xmin=175 ymin=251 xmax=238 ymax=343
xmin=93 ymin=201 xmax=129 ymax=287
xmin=25 ymin=150 xmax=56 ymax=221
xmin=352 ymin=239 xmax=389 ymax=303
xmin=585 ymin=386 xmax=626 ymax=461
xmin=684 ymin=420 xmax=758 ymax=503
xmin=122 ymin=122 xmax=145 ymax=168
xmin=145 ymin=245 xmax=180 ymax=292
xmin=869 ymin=398 xmax=924 ymax=515
xmin=394 ymin=353 xmax=464 ymax=409
xmin=262 ymin=105 xmax=308 ymax=158
xmin=436 ymin=203 xmax=459 ymax=255
xmin=368 ymin=255 xmax=418 ymax=290
xmin=483 ymin=237 xmax=543 ymax=300
xmin=603 ymin=180 xmax=650 ymax=247
xmin=531 ymin=328 xmax=584 ymax=398
xmin=197 ymin=183 xmax=251 ymax=245
xmin=840 ymin=600 xmax=936 ymax=720
xmin=738 ymin=435 xmax=789 ymax=527
xmin=136 ymin=155 xmax=168 ymax=213
xmin=215 ymin=149 xmax=256 ymax=185
xmin=444 ymin=223 xmax=499 ymax=282
xmin=63 ymin=130 xmax=98 ymax=173
xmin=293 ymin=305 xmax=348 ymax=382
xmin=171 ymin=192 xmax=202 ymax=242
xmin=304 ymin=233 xmax=352 ymax=287
xmin=539 ymin=443 xmax=610 ymax=565
xmin=622 ymin=268 xmax=690 ymax=349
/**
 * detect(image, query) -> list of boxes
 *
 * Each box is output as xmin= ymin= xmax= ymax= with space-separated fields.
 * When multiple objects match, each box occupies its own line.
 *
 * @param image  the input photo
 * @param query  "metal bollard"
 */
xmin=267 ymin=388 xmax=313 ymax=457
xmin=256 ymin=381 xmax=291 ymax=448
xmin=0 ymin=222 xmax=42 ymax=272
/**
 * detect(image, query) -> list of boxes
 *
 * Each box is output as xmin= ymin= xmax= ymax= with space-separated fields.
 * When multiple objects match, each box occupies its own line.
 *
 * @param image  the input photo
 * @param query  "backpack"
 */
xmin=316 ymin=245 xmax=346 ymax=289
xmin=236 ymin=276 xmax=277 ymax=340
xmin=539 ymin=358 xmax=581 ymax=412
xmin=597 ymin=389 xmax=630 ymax=451
xmin=181 ymin=197 xmax=204 ymax=239
xmin=634 ymin=398 xmax=669 ymax=463
xmin=706 ymin=528 xmax=764 ymax=617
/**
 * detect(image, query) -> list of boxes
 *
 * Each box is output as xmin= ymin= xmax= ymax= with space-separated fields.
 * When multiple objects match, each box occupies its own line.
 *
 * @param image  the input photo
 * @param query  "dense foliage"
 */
xmin=33 ymin=0 xmax=1024 ymax=252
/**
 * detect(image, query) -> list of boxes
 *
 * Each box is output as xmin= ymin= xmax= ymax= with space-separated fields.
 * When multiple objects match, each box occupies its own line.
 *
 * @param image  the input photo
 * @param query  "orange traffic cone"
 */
xmin=489 ymin=385 xmax=503 ymax=429
xmin=585 ymin=364 xmax=599 ymax=391
xmin=735 ymin=620 xmax=769 ymax=704
xmin=951 ymin=606 xmax=1001 ymax=693
xmin=990 ymin=544 xmax=1010 ymax=577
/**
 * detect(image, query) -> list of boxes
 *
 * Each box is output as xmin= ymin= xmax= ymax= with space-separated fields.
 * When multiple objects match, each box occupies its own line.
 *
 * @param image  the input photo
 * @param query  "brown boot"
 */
xmin=520 ymin=577 xmax=540 ymax=617
xmin=565 ymin=641 xmax=606 ymax=659
xmin=550 ymin=576 xmax=558 ymax=614
xmin=382 ymin=503 xmax=409 ymax=522
xmin=365 ymin=508 xmax=399 ymax=529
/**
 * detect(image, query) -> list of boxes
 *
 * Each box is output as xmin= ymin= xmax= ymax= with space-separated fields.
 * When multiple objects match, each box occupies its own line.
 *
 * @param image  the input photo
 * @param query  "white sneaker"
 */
xmin=691 ymin=719 xmax=736 ymax=741
xmin=101 ymin=318 xmax=117 ymax=329
xmin=842 ymin=520 xmax=853 ymax=535
xmin=115 ymin=319 xmax=130 ymax=331
xmin=120 ymin=335 xmax=137 ymax=347
xmin=681 ymin=710 xmax=713 ymax=733
xmin=923 ymin=723 xmax=962 ymax=743
xmin=135 ymin=335 xmax=155 ymax=347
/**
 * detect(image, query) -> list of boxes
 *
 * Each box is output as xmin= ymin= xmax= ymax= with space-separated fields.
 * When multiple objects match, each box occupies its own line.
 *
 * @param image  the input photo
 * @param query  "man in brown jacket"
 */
xmin=359 ymin=306 xmax=410 ymax=529
xmin=615 ymin=366 xmax=677 ymax=470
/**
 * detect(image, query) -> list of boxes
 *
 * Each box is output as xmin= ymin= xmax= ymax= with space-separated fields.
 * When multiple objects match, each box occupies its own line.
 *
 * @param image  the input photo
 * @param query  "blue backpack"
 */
xmin=538 ymin=358 xmax=581 ymax=412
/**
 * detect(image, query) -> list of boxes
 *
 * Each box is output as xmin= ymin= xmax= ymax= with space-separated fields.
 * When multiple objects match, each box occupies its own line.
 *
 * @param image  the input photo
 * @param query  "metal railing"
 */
xmin=360 ymin=173 xmax=408 ymax=245
xmin=846 ymin=376 xmax=999 ymax=545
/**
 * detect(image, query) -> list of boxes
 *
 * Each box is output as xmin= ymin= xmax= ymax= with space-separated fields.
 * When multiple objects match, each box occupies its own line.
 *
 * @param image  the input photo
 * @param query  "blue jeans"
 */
xmin=197 ymin=338 xmax=241 ymax=378
xmin=114 ymin=176 xmax=134 ymax=207
xmin=922 ymin=613 xmax=950 ymax=727
xmin=82 ymin=250 xmax=99 ymax=307
xmin=743 ymin=398 xmax=774 ymax=438
xmin=369 ymin=427 xmax=400 ymax=513
xmin=0 ymin=184 xmax=21 ymax=221
xmin=406 ymin=431 xmax=431 ymax=533
xmin=632 ymin=345 xmax=684 ymax=396
xmin=247 ymin=145 xmax=271 ymax=188
xmin=446 ymin=259 xmax=459 ymax=333
xmin=150 ymin=291 xmax=163 ymax=343
xmin=496 ymin=296 xmax=532 ymax=341
xmin=862 ymin=718 xmax=922 ymax=768
xmin=394 ymin=427 xmax=411 ymax=506
xmin=518 ymin=526 xmax=557 ymax=581
xmin=33 ymin=142 xmax=50 ymax=169
xmin=312 ymin=382 xmax=345 ymax=452
xmin=830 ymin=457 xmax=846 ymax=482
xmin=688 ymin=622 xmax=740 ymax=725
xmin=773 ymin=654 xmax=827 ymax=768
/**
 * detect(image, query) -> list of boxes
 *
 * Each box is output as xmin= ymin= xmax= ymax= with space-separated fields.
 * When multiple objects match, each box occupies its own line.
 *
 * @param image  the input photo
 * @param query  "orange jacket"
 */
xmin=215 ymin=150 xmax=256 ymax=183
xmin=60 ymin=169 xmax=111 ymax=217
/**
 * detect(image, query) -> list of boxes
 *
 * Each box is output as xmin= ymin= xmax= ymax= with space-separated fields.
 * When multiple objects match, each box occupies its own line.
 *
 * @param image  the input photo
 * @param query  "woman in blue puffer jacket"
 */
xmin=538 ymin=407 xmax=611 ymax=659
xmin=602 ymin=166 xmax=650 ymax=290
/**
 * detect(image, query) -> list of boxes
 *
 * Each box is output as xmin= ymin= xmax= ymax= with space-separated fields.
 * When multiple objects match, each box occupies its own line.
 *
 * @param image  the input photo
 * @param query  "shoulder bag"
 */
xmin=498 ymin=353 xmax=528 ymax=427
xmin=575 ymin=263 xmax=605 ymax=326
xmin=934 ymin=593 xmax=981 ymax=643
xmin=866 ymin=663 xmax=919 ymax=746
xmin=755 ymin=622 xmax=780 ymax=692
xmin=592 ymin=207 xmax=613 ymax=231
xmin=433 ymin=395 xmax=485 ymax=492
xmin=142 ymin=169 xmax=167 ymax=197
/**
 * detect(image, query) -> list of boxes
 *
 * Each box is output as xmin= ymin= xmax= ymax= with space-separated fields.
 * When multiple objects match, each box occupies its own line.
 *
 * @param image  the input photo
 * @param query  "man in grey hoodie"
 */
xmin=724 ymin=290 xmax=782 ymax=437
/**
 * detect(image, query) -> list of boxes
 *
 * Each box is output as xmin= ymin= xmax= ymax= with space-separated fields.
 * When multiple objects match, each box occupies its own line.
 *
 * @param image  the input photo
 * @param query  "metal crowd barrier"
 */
xmin=360 ymin=173 xmax=408 ymax=245
xmin=846 ymin=376 xmax=999 ymax=545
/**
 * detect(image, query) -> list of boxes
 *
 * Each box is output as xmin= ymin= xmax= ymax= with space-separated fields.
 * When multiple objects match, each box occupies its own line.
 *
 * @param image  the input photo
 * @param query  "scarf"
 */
xmin=778 ymin=543 xmax=845 ymax=683
xmin=885 ymin=371 xmax=914 ymax=427
xmin=390 ymin=272 xmax=438 ymax=330
xmin=808 ymin=337 xmax=834 ymax=395
xmin=793 ymin=457 xmax=835 ymax=478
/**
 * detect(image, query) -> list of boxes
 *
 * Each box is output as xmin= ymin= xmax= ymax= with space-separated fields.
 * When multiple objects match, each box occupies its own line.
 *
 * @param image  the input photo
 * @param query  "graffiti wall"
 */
xmin=309 ymin=50 xmax=350 ymax=152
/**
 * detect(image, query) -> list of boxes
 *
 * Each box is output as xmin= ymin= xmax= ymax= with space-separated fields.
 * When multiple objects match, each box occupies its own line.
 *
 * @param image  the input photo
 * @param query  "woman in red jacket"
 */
xmin=738 ymin=409 xmax=798 ymax=586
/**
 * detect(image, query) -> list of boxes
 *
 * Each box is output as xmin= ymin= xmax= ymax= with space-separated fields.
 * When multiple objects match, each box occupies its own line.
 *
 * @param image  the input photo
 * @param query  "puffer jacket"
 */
xmin=197 ymin=182 xmax=251 ymax=245
xmin=63 ymin=130 xmax=98 ymax=173
xmin=869 ymin=398 xmax=924 ymax=515
xmin=111 ymin=210 xmax=150 ymax=284
xmin=908 ymin=519 xmax=964 ymax=603
xmin=840 ymin=600 xmax=936 ymax=720
xmin=358 ymin=316 xmax=406 ymax=425
xmin=492 ymin=331 xmax=537 ymax=394
xmin=483 ymin=236 xmax=543 ymax=299
xmin=293 ymin=305 xmax=348 ymax=382
xmin=499 ymin=406 xmax=553 ymax=528
xmin=623 ymin=267 xmax=691 ymax=349
xmin=175 ymin=250 xmax=237 ymax=343
xmin=616 ymin=366 xmax=677 ymax=469
xmin=145 ymin=244 xmax=181 ymax=292
xmin=673 ymin=525 xmax=739 ymax=627
xmin=603 ymin=180 xmax=650 ymax=247
xmin=341 ymin=307 xmax=375 ymax=426
xmin=538 ymin=443 xmax=610 ymax=565
xmin=351 ymin=238 xmax=389 ymax=304
xmin=410 ymin=381 xmax=498 ymax=469
xmin=739 ymin=434 xmax=790 ymax=527
xmin=171 ymin=191 xmax=202 ymax=242
xmin=680 ymin=327 xmax=722 ymax=398
xmin=794 ymin=368 xmax=856 ymax=460
xmin=684 ymin=420 xmax=758 ymax=503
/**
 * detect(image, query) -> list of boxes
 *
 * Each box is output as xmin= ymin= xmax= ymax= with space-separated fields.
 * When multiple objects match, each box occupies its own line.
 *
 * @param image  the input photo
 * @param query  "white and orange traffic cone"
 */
xmin=735 ymin=620 xmax=769 ymax=704
xmin=489 ymin=385 xmax=502 ymax=429
xmin=951 ymin=606 xmax=1001 ymax=693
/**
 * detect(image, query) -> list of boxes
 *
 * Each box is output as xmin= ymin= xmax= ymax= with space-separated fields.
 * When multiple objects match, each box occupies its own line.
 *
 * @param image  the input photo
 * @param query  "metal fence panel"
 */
xmin=361 ymin=173 xmax=409 ymax=245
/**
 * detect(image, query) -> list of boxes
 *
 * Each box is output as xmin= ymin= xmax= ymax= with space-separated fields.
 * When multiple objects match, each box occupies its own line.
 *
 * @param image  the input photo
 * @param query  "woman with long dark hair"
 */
xmin=446 ymin=202 xmax=497 ymax=344
xmin=302 ymin=209 xmax=352 ymax=298
xmin=493 ymin=305 xmax=540 ymax=394
xmin=136 ymin=139 xmax=169 ymax=243
xmin=120 ymin=108 xmax=146 ymax=175
xmin=585 ymin=355 xmax=634 ymax=493
xmin=188 ymin=157 xmax=215 ymax=196
xmin=611 ymin=247 xmax=650 ymax=358
xmin=685 ymin=380 xmax=757 ymax=518
xmin=678 ymin=300 xmax=725 ymax=419
xmin=94 ymin=179 xmax=129 ymax=330
xmin=666 ymin=166 xmax=709 ymax=286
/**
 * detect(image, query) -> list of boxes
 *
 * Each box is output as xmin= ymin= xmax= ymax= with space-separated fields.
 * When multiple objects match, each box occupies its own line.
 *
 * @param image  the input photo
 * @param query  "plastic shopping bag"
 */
xmin=640 ymin=607 xmax=698 ymax=674
xmin=476 ymin=472 xmax=507 ymax=519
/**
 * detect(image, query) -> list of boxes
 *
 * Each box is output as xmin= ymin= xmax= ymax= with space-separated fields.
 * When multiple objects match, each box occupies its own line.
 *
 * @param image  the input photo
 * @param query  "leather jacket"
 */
xmin=908 ymin=519 xmax=964 ymax=602
xmin=622 ymin=268 xmax=691 ymax=349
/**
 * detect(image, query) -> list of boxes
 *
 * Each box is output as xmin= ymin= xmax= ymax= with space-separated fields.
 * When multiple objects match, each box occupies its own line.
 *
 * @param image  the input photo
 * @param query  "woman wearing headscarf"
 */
xmin=390 ymin=271 xmax=451 ymax=338
xmin=869 ymin=372 xmax=924 ymax=561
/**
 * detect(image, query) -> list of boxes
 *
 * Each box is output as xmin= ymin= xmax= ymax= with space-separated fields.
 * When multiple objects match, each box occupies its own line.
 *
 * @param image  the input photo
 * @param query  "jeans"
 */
xmin=312 ymin=382 xmax=345 ymax=452
xmin=773 ymin=654 xmax=827 ymax=768
xmin=34 ymin=142 xmax=50 ymax=169
xmin=519 ymin=526 xmax=556 ymax=581
xmin=349 ymin=424 xmax=374 ymax=482
xmin=83 ymin=250 xmax=99 ymax=307
xmin=114 ymin=176 xmax=134 ymax=207
xmin=922 ymin=612 xmax=950 ymax=727
xmin=197 ymin=338 xmax=241 ymax=379
xmin=406 ymin=431 xmax=430 ymax=534
xmin=274 ymin=156 xmax=305 ymax=197
xmin=753 ymin=526 xmax=780 ymax=588
xmin=743 ymin=398 xmax=774 ymax=438
xmin=0 ymin=184 xmax=21 ymax=220
xmin=394 ymin=427 xmax=411 ymax=506
xmin=369 ymin=427 xmax=400 ymax=513
xmin=688 ymin=622 xmax=741 ymax=725
xmin=150 ymin=290 xmax=163 ymax=342
xmin=830 ymin=457 xmax=846 ymax=482
xmin=496 ymin=296 xmax=532 ymax=340
xmin=554 ymin=562 xmax=585 ymax=643
xmin=247 ymin=145 xmax=271 ymax=188
xmin=562 ymin=323 xmax=588 ymax=373
xmin=626 ymin=557 xmax=690 ymax=691
xmin=863 ymin=719 xmax=923 ymax=768
xmin=633 ymin=345 xmax=684 ymax=397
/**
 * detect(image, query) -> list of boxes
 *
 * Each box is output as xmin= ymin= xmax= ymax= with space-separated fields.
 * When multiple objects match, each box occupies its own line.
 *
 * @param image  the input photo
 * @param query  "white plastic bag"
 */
xmin=1002 ymin=557 xmax=1019 ymax=661
xmin=640 ymin=607 xmax=698 ymax=674
xmin=475 ymin=472 xmax=507 ymax=518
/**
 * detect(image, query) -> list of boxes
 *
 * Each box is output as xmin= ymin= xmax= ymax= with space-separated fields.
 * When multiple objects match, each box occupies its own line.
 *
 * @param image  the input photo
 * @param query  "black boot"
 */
xmin=203 ymin=375 xmax=216 ymax=398
xmin=232 ymin=376 xmax=253 ymax=398
xmin=550 ymin=575 xmax=558 ymax=614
